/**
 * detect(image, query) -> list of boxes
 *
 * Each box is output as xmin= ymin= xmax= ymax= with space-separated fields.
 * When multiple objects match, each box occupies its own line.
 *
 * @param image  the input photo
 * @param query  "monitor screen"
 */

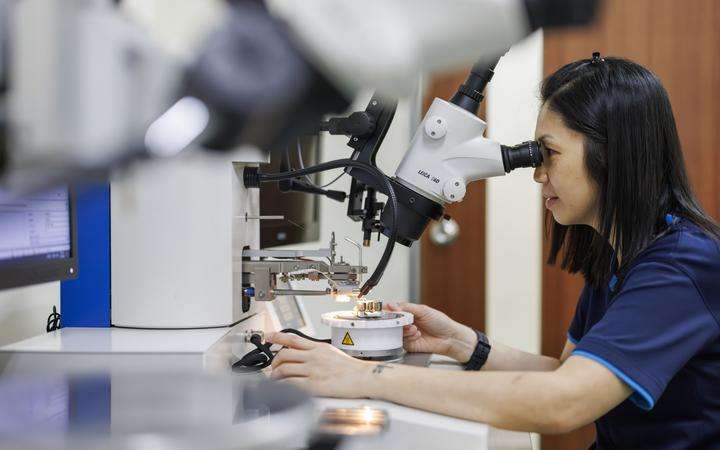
xmin=0 ymin=186 xmax=78 ymax=290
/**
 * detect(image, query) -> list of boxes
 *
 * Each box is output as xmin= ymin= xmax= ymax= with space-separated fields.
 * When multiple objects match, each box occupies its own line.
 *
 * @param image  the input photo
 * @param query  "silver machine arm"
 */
xmin=241 ymin=233 xmax=367 ymax=301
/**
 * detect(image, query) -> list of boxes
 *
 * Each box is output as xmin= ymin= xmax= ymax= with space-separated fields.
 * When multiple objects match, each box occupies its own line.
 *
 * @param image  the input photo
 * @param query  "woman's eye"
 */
xmin=545 ymin=147 xmax=558 ymax=156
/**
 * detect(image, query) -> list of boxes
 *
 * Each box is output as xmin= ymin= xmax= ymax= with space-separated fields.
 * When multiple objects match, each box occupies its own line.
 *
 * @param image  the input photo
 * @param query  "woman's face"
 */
xmin=533 ymin=104 xmax=599 ymax=227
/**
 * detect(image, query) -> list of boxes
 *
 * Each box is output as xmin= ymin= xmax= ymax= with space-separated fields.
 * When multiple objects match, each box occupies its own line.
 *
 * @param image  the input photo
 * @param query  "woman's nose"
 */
xmin=533 ymin=165 xmax=548 ymax=184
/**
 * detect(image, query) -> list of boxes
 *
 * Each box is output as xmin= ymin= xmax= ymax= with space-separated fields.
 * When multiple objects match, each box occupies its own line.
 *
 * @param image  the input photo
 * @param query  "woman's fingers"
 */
xmin=404 ymin=333 xmax=422 ymax=342
xmin=265 ymin=332 xmax=316 ymax=350
xmin=403 ymin=325 xmax=419 ymax=336
xmin=271 ymin=362 xmax=310 ymax=380
xmin=271 ymin=348 xmax=308 ymax=369
xmin=385 ymin=301 xmax=413 ymax=312
xmin=404 ymin=328 xmax=422 ymax=341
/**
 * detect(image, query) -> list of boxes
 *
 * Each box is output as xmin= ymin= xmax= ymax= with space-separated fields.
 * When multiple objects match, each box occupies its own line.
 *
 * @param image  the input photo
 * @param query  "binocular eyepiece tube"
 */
xmin=501 ymin=140 xmax=543 ymax=173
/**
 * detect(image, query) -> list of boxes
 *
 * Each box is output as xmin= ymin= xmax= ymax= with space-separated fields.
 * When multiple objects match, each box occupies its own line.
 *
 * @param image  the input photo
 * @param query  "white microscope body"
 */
xmin=395 ymin=98 xmax=505 ymax=205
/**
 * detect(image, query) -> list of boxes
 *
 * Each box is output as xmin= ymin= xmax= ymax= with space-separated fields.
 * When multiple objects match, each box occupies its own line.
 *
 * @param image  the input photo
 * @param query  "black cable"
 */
xmin=279 ymin=328 xmax=331 ymax=344
xmin=296 ymin=138 xmax=345 ymax=189
xmin=46 ymin=306 xmax=61 ymax=332
xmin=295 ymin=138 xmax=315 ymax=185
xmin=256 ymin=158 xmax=398 ymax=297
xmin=112 ymin=318 xmax=246 ymax=331
xmin=232 ymin=329 xmax=330 ymax=373
xmin=233 ymin=334 xmax=274 ymax=372
xmin=281 ymin=143 xmax=346 ymax=202
xmin=319 ymin=172 xmax=346 ymax=189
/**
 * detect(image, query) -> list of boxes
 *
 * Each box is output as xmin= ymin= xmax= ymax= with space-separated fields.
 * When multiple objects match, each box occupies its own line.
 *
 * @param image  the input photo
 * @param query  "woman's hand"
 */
xmin=386 ymin=302 xmax=477 ymax=362
xmin=266 ymin=332 xmax=373 ymax=398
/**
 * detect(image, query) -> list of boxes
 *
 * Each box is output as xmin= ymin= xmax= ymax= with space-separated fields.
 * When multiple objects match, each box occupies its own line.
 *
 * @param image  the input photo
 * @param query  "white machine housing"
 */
xmin=321 ymin=311 xmax=413 ymax=360
xmin=111 ymin=150 xmax=266 ymax=328
xmin=395 ymin=97 xmax=506 ymax=204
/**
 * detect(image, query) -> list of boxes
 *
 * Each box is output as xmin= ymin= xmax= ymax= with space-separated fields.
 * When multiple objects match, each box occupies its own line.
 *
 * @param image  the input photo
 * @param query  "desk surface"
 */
xmin=314 ymin=354 xmax=532 ymax=450
xmin=1 ymin=329 xmax=533 ymax=450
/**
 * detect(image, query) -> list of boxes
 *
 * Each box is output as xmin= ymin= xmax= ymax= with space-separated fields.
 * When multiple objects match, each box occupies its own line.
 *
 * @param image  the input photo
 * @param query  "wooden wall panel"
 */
xmin=420 ymin=72 xmax=486 ymax=332
xmin=542 ymin=1 xmax=720 ymax=449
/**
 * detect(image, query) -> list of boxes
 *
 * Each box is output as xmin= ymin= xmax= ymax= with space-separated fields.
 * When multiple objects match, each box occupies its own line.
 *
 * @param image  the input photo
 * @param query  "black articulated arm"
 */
xmin=340 ymin=94 xmax=447 ymax=247
xmin=342 ymin=95 xmax=398 ymax=245
xmin=319 ymin=111 xmax=377 ymax=137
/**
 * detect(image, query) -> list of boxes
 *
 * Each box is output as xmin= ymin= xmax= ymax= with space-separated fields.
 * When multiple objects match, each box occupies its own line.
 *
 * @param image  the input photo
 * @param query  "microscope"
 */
xmin=241 ymin=58 xmax=542 ymax=361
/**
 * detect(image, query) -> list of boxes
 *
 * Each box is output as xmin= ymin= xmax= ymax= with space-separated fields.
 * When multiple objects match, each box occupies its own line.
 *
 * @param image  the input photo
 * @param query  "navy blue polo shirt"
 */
xmin=568 ymin=216 xmax=720 ymax=449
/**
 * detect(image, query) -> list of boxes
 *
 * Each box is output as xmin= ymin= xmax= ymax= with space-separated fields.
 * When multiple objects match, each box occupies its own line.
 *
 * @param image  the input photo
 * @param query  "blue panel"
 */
xmin=68 ymin=374 xmax=111 ymax=433
xmin=60 ymin=184 xmax=111 ymax=327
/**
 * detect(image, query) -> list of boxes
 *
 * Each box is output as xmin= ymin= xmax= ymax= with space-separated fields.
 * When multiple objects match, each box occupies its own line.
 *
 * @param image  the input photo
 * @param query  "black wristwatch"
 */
xmin=463 ymin=329 xmax=491 ymax=371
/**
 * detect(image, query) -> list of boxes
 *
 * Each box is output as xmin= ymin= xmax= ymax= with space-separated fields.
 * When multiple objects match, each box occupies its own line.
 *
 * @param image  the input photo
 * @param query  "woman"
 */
xmin=268 ymin=55 xmax=720 ymax=449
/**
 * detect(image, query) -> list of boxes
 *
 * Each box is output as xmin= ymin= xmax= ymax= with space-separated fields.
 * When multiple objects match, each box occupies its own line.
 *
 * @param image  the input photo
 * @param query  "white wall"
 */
xmin=485 ymin=31 xmax=544 ymax=354
xmin=0 ymin=283 xmax=59 ymax=347
xmin=485 ymin=32 xmax=544 ymax=450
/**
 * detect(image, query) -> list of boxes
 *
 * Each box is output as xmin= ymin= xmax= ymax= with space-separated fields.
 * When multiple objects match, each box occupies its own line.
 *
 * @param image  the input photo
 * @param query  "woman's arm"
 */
xmin=364 ymin=355 xmax=630 ymax=433
xmin=390 ymin=303 xmax=568 ymax=371
xmin=268 ymin=333 xmax=629 ymax=434
xmin=449 ymin=321 xmax=572 ymax=371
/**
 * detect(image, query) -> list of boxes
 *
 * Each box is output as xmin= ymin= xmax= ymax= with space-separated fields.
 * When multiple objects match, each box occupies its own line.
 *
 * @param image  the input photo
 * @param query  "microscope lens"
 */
xmin=501 ymin=141 xmax=542 ymax=172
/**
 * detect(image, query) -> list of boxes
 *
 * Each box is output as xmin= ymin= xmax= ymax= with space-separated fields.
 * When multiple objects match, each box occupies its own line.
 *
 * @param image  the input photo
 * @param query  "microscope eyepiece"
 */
xmin=501 ymin=140 xmax=542 ymax=173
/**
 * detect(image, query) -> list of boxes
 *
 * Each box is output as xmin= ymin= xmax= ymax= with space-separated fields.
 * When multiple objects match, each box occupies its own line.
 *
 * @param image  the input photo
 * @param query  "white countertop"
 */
xmin=0 ymin=327 xmax=232 ymax=354
xmin=1 ymin=328 xmax=532 ymax=449
xmin=313 ymin=354 xmax=532 ymax=450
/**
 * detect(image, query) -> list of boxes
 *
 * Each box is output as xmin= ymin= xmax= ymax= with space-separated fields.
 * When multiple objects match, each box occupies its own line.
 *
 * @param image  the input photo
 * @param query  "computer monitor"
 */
xmin=0 ymin=186 xmax=78 ymax=290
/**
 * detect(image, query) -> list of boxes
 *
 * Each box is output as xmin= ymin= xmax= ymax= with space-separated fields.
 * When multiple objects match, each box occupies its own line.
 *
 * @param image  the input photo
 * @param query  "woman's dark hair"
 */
xmin=542 ymin=55 xmax=720 ymax=289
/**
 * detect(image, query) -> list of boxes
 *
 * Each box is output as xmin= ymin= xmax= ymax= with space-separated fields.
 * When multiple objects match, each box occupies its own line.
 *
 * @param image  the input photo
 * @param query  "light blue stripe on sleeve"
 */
xmin=572 ymin=350 xmax=655 ymax=410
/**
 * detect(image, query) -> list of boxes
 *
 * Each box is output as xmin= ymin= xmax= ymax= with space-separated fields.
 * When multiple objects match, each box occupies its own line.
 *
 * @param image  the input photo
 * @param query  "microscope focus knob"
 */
xmin=424 ymin=116 xmax=447 ymax=140
xmin=442 ymin=177 xmax=466 ymax=202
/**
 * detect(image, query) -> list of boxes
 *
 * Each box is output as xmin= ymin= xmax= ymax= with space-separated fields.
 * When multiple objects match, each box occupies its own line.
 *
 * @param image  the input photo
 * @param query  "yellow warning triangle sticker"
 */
xmin=341 ymin=331 xmax=355 ymax=346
